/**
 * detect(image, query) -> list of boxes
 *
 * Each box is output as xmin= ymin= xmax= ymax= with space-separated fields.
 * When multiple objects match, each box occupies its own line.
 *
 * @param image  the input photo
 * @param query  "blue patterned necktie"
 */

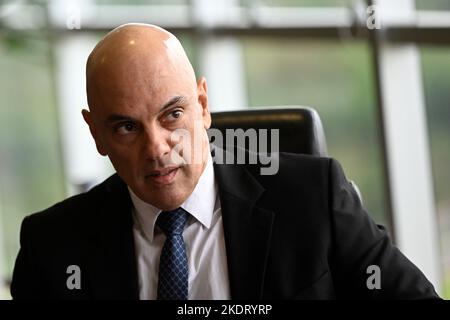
xmin=156 ymin=208 xmax=189 ymax=300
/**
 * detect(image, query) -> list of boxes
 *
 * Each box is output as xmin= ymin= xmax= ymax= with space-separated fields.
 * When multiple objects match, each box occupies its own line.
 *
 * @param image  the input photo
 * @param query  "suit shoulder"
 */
xmin=245 ymin=151 xmax=333 ymax=184
xmin=23 ymin=175 xmax=116 ymax=229
xmin=279 ymin=152 xmax=330 ymax=171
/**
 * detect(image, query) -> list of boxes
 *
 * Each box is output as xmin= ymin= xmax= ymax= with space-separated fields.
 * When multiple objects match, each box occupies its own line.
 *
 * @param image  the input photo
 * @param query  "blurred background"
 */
xmin=0 ymin=0 xmax=449 ymax=299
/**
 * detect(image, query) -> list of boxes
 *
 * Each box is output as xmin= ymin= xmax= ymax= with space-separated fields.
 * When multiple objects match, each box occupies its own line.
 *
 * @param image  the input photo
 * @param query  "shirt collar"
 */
xmin=129 ymin=149 xmax=217 ymax=242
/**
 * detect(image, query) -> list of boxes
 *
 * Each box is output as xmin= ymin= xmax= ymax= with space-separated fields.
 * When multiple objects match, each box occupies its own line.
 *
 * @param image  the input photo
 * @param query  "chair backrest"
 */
xmin=210 ymin=106 xmax=328 ymax=157
xmin=210 ymin=106 xmax=363 ymax=202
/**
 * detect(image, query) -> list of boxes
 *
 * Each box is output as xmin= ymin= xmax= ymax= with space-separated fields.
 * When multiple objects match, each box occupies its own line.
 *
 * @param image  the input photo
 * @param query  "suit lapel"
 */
xmin=87 ymin=175 xmax=139 ymax=299
xmin=84 ymin=150 xmax=275 ymax=300
xmin=213 ymin=161 xmax=275 ymax=299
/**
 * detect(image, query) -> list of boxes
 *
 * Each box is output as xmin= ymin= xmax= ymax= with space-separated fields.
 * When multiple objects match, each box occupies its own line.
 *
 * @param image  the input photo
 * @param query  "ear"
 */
xmin=197 ymin=76 xmax=211 ymax=130
xmin=82 ymin=109 xmax=108 ymax=156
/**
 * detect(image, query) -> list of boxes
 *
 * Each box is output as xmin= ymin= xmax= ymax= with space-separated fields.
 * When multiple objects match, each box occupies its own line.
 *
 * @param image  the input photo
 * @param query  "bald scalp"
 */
xmin=86 ymin=23 xmax=197 ymax=112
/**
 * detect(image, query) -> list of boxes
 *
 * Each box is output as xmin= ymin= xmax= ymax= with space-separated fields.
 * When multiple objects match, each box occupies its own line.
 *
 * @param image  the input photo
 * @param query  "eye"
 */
xmin=115 ymin=121 xmax=137 ymax=135
xmin=168 ymin=109 xmax=183 ymax=120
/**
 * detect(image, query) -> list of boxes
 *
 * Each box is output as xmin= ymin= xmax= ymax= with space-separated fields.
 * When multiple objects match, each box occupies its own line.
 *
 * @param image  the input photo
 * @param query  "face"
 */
xmin=83 ymin=71 xmax=211 ymax=210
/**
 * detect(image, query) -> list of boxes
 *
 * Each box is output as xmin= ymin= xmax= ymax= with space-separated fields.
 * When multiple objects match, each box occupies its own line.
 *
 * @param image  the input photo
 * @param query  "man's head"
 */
xmin=83 ymin=23 xmax=211 ymax=210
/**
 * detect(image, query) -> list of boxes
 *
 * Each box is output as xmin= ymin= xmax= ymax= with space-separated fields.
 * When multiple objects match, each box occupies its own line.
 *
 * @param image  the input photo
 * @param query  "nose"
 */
xmin=141 ymin=124 xmax=171 ymax=162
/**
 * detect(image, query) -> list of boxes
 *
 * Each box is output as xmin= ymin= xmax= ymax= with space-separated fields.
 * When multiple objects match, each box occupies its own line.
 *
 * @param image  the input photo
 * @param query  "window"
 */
xmin=421 ymin=46 xmax=450 ymax=298
xmin=243 ymin=38 xmax=388 ymax=226
xmin=241 ymin=0 xmax=349 ymax=7
xmin=0 ymin=35 xmax=65 ymax=294
xmin=416 ymin=0 xmax=450 ymax=11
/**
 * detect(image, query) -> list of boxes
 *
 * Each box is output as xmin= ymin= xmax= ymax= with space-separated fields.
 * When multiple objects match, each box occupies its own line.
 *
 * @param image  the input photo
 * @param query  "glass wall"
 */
xmin=421 ymin=46 xmax=450 ymax=298
xmin=242 ymin=0 xmax=349 ymax=6
xmin=0 ymin=35 xmax=66 ymax=289
xmin=243 ymin=38 xmax=388 ymax=226
xmin=416 ymin=0 xmax=450 ymax=10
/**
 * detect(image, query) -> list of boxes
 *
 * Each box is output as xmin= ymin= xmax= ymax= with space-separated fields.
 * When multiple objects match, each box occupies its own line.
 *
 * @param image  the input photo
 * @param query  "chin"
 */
xmin=146 ymin=190 xmax=188 ymax=211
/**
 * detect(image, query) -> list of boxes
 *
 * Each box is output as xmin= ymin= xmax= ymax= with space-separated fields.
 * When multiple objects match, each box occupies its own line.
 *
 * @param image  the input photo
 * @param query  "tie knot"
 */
xmin=157 ymin=208 xmax=188 ymax=236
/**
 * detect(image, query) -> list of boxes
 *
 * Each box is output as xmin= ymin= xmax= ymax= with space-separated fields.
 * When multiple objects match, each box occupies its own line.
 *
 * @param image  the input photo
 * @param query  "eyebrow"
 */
xmin=105 ymin=95 xmax=188 ymax=124
xmin=160 ymin=95 xmax=187 ymax=112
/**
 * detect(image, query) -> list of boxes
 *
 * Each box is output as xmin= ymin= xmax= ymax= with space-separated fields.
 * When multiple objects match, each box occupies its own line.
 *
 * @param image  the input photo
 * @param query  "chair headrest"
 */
xmin=210 ymin=106 xmax=328 ymax=157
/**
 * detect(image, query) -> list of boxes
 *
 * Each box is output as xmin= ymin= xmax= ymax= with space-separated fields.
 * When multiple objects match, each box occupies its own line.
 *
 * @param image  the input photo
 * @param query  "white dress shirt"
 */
xmin=129 ymin=152 xmax=231 ymax=300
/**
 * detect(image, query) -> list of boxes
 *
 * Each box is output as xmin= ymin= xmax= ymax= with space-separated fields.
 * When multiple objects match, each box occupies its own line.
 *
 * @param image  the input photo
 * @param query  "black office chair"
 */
xmin=210 ymin=106 xmax=362 ymax=201
xmin=210 ymin=106 xmax=328 ymax=156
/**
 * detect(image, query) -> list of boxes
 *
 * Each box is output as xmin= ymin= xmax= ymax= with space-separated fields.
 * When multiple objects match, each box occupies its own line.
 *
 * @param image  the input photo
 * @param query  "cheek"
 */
xmin=108 ymin=146 xmax=140 ymax=173
xmin=177 ymin=164 xmax=196 ymax=186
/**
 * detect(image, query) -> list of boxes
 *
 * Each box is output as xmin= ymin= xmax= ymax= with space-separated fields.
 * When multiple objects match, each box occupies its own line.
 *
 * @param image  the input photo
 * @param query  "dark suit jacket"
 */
xmin=10 ymin=152 xmax=439 ymax=299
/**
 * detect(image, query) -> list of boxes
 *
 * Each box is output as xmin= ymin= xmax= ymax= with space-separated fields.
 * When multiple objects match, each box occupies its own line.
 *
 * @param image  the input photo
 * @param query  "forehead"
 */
xmin=95 ymin=93 xmax=192 ymax=122
xmin=88 ymin=51 xmax=196 ymax=117
xmin=87 ymin=30 xmax=196 ymax=112
xmin=90 ymin=69 xmax=194 ymax=116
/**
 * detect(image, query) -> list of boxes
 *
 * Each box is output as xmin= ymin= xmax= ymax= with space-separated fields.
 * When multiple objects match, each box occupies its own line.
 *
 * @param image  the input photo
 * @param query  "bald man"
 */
xmin=11 ymin=24 xmax=439 ymax=300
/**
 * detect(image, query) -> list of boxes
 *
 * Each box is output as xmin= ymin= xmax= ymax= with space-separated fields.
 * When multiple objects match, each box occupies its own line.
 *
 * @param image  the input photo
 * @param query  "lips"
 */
xmin=146 ymin=167 xmax=179 ymax=185
xmin=148 ymin=166 xmax=179 ymax=177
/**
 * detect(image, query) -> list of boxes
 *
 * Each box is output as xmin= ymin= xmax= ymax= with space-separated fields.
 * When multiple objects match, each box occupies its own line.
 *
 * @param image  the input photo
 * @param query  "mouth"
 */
xmin=146 ymin=167 xmax=180 ymax=185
